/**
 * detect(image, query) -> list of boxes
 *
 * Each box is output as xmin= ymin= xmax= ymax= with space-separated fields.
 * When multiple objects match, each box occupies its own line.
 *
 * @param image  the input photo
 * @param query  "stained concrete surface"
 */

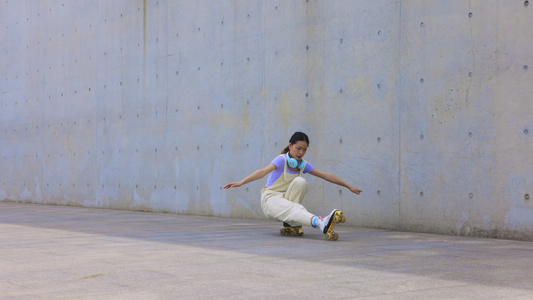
xmin=1 ymin=0 xmax=532 ymax=241
xmin=1 ymin=202 xmax=533 ymax=299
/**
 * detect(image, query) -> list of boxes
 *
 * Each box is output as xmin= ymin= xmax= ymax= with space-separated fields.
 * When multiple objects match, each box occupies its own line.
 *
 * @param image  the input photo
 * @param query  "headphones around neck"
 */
xmin=285 ymin=152 xmax=306 ymax=169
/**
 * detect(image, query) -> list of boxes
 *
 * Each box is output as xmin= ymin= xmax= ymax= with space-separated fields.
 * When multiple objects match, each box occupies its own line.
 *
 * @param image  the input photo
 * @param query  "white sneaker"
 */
xmin=317 ymin=209 xmax=338 ymax=234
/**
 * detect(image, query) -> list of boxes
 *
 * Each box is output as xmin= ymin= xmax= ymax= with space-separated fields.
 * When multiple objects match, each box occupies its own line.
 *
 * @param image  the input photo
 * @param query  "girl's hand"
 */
xmin=349 ymin=186 xmax=362 ymax=195
xmin=223 ymin=182 xmax=242 ymax=189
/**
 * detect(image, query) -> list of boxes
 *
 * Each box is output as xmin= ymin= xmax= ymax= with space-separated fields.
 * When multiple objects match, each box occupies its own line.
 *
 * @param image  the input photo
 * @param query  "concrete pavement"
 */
xmin=1 ymin=202 xmax=533 ymax=299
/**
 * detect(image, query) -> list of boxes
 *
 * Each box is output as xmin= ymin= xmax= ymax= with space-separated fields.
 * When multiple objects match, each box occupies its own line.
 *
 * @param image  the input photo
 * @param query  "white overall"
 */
xmin=260 ymin=156 xmax=315 ymax=227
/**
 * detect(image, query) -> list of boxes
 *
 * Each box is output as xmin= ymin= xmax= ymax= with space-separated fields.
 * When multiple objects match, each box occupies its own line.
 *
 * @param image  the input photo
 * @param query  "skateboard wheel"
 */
xmin=280 ymin=228 xmax=287 ymax=235
xmin=340 ymin=216 xmax=346 ymax=223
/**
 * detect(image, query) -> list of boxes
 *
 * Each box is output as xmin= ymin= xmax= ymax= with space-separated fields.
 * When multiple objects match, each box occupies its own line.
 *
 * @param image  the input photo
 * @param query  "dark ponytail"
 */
xmin=280 ymin=132 xmax=310 ymax=154
xmin=281 ymin=145 xmax=290 ymax=154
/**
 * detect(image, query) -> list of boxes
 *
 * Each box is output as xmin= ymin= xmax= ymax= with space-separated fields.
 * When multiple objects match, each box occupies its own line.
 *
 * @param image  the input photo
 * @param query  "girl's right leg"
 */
xmin=284 ymin=177 xmax=308 ymax=205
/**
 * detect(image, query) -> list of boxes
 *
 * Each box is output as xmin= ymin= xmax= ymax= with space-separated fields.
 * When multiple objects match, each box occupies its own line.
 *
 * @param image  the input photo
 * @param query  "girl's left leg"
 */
xmin=261 ymin=194 xmax=315 ymax=227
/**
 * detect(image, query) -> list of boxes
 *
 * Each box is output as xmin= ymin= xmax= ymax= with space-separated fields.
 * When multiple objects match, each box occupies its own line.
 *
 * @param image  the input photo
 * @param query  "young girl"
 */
xmin=223 ymin=132 xmax=362 ymax=240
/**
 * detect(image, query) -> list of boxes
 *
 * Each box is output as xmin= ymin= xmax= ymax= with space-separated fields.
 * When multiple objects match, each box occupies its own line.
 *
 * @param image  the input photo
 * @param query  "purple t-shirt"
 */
xmin=265 ymin=155 xmax=315 ymax=187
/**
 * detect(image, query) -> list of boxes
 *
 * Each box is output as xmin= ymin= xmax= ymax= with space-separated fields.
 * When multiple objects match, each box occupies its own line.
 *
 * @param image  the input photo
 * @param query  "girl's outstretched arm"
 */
xmin=223 ymin=163 xmax=277 ymax=189
xmin=309 ymin=168 xmax=362 ymax=195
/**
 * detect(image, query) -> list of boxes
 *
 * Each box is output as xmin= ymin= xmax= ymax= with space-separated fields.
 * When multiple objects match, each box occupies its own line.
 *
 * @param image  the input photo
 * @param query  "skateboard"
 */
xmin=280 ymin=222 xmax=304 ymax=237
xmin=324 ymin=210 xmax=346 ymax=241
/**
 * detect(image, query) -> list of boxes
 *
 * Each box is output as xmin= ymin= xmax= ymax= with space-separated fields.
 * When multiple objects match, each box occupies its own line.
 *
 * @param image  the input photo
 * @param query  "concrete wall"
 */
xmin=1 ymin=0 xmax=532 ymax=240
